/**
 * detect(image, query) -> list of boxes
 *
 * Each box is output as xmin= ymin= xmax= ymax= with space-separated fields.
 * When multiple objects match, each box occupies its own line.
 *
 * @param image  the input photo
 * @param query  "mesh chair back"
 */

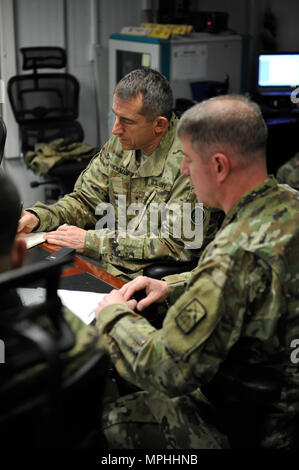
xmin=8 ymin=73 xmax=79 ymax=124
xmin=7 ymin=46 xmax=85 ymax=158
xmin=21 ymin=121 xmax=84 ymax=152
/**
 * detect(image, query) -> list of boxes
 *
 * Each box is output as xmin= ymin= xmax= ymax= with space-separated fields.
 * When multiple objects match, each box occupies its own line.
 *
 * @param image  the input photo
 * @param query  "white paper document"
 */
xmin=17 ymin=287 xmax=105 ymax=325
xmin=57 ymin=289 xmax=105 ymax=324
xmin=23 ymin=232 xmax=46 ymax=249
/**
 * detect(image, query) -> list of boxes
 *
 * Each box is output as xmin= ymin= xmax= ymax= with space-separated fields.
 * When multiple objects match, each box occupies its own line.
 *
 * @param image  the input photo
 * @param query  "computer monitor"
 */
xmin=257 ymin=52 xmax=299 ymax=95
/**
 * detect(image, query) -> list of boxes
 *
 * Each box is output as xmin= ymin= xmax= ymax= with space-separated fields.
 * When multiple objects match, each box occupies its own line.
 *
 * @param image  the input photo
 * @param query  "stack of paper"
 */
xmin=23 ymin=232 xmax=46 ymax=249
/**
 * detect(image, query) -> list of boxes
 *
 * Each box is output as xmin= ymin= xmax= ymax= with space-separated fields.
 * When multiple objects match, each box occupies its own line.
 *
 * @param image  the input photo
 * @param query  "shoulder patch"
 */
xmin=175 ymin=298 xmax=207 ymax=334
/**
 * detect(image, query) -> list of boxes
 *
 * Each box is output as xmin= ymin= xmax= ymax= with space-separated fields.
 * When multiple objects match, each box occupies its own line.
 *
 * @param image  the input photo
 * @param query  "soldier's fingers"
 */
xmin=57 ymin=225 xmax=70 ymax=231
xmin=120 ymin=278 xmax=138 ymax=296
xmin=127 ymin=299 xmax=137 ymax=310
xmin=45 ymin=230 xmax=58 ymax=236
xmin=137 ymin=291 xmax=159 ymax=311
xmin=121 ymin=277 xmax=149 ymax=300
xmin=45 ymin=231 xmax=68 ymax=241
xmin=17 ymin=214 xmax=31 ymax=233
xmin=43 ymin=236 xmax=68 ymax=247
xmin=17 ymin=220 xmax=26 ymax=233
xmin=17 ymin=212 xmax=26 ymax=228
xmin=120 ymin=283 xmax=132 ymax=298
xmin=18 ymin=211 xmax=39 ymax=233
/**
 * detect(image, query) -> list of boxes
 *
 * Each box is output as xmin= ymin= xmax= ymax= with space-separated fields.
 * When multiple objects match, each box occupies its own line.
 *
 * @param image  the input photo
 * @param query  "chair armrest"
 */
xmin=143 ymin=259 xmax=198 ymax=280
xmin=204 ymin=363 xmax=282 ymax=406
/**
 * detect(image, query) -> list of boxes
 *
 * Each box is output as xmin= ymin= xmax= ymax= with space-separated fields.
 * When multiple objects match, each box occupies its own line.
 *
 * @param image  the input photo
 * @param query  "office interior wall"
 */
xmin=196 ymin=0 xmax=299 ymax=90
xmin=1 ymin=0 xmax=144 ymax=157
xmin=13 ymin=0 xmax=99 ymax=150
xmin=262 ymin=0 xmax=299 ymax=51
xmin=196 ymin=0 xmax=250 ymax=35
xmin=14 ymin=0 xmax=66 ymax=67
xmin=0 ymin=0 xmax=19 ymax=158
xmin=97 ymin=0 xmax=142 ymax=143
xmin=197 ymin=0 xmax=299 ymax=49
xmin=2 ymin=0 xmax=298 ymax=156
xmin=2 ymin=0 xmax=66 ymax=158
xmin=66 ymin=0 xmax=99 ymax=148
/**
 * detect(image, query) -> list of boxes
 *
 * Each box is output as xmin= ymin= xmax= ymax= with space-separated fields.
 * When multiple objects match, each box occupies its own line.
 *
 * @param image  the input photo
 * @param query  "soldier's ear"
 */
xmin=210 ymin=153 xmax=230 ymax=183
xmin=154 ymin=116 xmax=168 ymax=135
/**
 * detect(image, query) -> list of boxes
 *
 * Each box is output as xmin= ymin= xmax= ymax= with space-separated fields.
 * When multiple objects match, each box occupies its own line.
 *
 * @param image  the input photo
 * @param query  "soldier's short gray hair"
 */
xmin=177 ymin=95 xmax=268 ymax=160
xmin=115 ymin=67 xmax=173 ymax=121
xmin=0 ymin=172 xmax=21 ymax=259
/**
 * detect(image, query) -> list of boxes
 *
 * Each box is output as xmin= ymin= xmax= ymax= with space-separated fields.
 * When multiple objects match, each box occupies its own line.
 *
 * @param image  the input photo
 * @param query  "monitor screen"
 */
xmin=258 ymin=53 xmax=299 ymax=88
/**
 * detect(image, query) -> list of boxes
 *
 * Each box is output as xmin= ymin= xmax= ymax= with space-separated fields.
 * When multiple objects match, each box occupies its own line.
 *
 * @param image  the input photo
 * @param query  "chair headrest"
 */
xmin=20 ymin=47 xmax=67 ymax=71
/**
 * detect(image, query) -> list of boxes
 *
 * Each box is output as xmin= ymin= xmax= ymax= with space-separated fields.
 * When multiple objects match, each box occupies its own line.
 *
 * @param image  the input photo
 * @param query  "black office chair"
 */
xmin=143 ymin=258 xmax=198 ymax=280
xmin=0 ymin=254 xmax=109 ymax=449
xmin=202 ymin=360 xmax=284 ymax=448
xmin=7 ymin=47 xmax=93 ymax=197
xmin=0 ymin=117 xmax=7 ymax=165
xmin=8 ymin=47 xmax=84 ymax=152
xmin=175 ymin=76 xmax=229 ymax=117
xmin=190 ymin=75 xmax=229 ymax=102
xmin=174 ymin=98 xmax=197 ymax=118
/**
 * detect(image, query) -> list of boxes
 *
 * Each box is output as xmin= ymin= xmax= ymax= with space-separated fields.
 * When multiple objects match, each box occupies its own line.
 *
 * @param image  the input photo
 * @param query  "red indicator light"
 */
xmin=207 ymin=21 xmax=212 ymax=25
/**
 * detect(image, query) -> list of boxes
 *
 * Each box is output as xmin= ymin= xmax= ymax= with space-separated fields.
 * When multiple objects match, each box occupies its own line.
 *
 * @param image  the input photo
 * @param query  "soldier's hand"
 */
xmin=44 ymin=225 xmax=87 ymax=253
xmin=95 ymin=289 xmax=137 ymax=317
xmin=18 ymin=210 xmax=40 ymax=233
xmin=120 ymin=276 xmax=169 ymax=312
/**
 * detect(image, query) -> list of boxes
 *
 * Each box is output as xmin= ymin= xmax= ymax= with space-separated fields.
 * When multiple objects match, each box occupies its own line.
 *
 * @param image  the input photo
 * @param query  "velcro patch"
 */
xmin=175 ymin=299 xmax=207 ymax=334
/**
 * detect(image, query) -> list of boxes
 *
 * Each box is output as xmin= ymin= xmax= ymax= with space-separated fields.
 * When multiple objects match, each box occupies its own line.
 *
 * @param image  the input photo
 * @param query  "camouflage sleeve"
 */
xmin=276 ymin=152 xmax=299 ymax=190
xmin=60 ymin=307 xmax=103 ymax=380
xmin=96 ymin=250 xmax=269 ymax=395
xmin=163 ymin=270 xmax=194 ymax=305
xmin=26 ymin=148 xmax=109 ymax=232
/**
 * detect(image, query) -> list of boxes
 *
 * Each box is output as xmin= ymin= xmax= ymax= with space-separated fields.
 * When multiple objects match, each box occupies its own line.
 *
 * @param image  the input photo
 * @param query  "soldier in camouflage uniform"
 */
xmin=276 ymin=152 xmax=299 ymax=190
xmin=18 ymin=68 xmax=221 ymax=280
xmin=94 ymin=95 xmax=299 ymax=449
xmin=0 ymin=173 xmax=102 ymax=394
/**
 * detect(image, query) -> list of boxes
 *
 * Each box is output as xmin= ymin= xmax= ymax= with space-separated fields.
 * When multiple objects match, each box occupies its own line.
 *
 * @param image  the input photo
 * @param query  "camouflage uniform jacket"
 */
xmin=276 ymin=152 xmax=299 ymax=190
xmin=96 ymin=177 xmax=299 ymax=448
xmin=25 ymin=139 xmax=97 ymax=176
xmin=1 ymin=289 xmax=101 ymax=395
xmin=28 ymin=114 xmax=218 ymax=279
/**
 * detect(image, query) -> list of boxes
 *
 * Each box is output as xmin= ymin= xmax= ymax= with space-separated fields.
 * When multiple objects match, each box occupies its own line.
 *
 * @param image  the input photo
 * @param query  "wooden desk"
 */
xmin=25 ymin=241 xmax=126 ymax=292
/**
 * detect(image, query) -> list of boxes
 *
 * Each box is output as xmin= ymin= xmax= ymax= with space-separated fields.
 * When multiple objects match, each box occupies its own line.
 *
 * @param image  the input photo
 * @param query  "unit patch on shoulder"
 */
xmin=175 ymin=299 xmax=207 ymax=334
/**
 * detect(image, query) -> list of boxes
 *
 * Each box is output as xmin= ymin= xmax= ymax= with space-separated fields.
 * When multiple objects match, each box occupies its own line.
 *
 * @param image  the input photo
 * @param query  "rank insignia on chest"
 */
xmin=175 ymin=299 xmax=207 ymax=334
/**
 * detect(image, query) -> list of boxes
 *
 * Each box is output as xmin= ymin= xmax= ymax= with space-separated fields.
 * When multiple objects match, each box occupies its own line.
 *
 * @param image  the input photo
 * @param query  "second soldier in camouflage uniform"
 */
xmin=95 ymin=96 xmax=299 ymax=449
xmin=276 ymin=152 xmax=299 ymax=190
xmin=0 ymin=174 xmax=101 ymax=397
xmin=20 ymin=68 xmax=222 ymax=280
